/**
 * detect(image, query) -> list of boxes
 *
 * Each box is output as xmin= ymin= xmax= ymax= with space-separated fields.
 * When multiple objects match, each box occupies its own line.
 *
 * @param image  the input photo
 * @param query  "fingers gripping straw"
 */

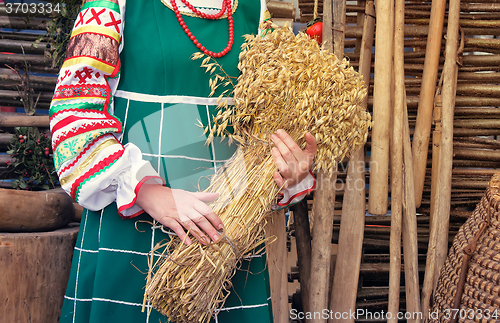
xmin=144 ymin=25 xmax=371 ymax=323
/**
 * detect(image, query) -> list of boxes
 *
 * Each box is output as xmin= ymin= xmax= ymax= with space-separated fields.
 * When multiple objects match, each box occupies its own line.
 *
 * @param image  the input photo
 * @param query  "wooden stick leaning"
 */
xmin=402 ymin=95 xmax=422 ymax=323
xmin=264 ymin=209 xmax=288 ymax=323
xmin=291 ymin=200 xmax=312 ymax=316
xmin=353 ymin=0 xmax=365 ymax=55
xmin=309 ymin=0 xmax=338 ymax=319
xmin=411 ymin=0 xmax=446 ymax=209
xmin=388 ymin=0 xmax=404 ymax=319
xmin=144 ymin=27 xmax=371 ymax=323
xmin=329 ymin=1 xmax=374 ymax=321
xmin=368 ymin=0 xmax=394 ymax=215
xmin=434 ymin=0 xmax=461 ymax=290
xmin=421 ymin=93 xmax=442 ymax=323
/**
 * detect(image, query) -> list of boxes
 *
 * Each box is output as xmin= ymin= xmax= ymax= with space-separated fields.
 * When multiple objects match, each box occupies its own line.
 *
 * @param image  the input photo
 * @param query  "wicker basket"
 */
xmin=432 ymin=173 xmax=500 ymax=323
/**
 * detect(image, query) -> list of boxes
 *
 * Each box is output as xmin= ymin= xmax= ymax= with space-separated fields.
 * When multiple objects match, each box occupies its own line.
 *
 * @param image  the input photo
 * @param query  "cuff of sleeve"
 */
xmin=116 ymin=145 xmax=164 ymax=218
xmin=273 ymin=170 xmax=316 ymax=210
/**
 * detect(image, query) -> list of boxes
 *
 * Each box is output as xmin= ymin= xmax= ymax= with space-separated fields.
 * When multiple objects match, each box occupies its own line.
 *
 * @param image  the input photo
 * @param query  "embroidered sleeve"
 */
xmin=50 ymin=0 xmax=163 ymax=217
xmin=273 ymin=171 xmax=316 ymax=210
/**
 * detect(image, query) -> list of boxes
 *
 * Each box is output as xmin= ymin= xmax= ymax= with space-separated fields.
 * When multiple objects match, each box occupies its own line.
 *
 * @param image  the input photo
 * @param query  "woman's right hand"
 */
xmin=136 ymin=183 xmax=223 ymax=246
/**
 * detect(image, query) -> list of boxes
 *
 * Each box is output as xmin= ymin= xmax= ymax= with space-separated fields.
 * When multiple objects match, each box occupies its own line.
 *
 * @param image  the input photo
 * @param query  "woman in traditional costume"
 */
xmin=50 ymin=0 xmax=316 ymax=322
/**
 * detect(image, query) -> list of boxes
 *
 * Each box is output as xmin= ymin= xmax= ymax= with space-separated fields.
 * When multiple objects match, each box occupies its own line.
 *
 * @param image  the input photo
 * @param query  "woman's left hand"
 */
xmin=270 ymin=129 xmax=317 ymax=189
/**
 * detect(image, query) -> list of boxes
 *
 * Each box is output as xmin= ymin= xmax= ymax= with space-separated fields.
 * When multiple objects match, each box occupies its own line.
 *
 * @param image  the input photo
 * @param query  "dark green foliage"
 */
xmin=41 ymin=1 xmax=82 ymax=68
xmin=5 ymin=127 xmax=57 ymax=191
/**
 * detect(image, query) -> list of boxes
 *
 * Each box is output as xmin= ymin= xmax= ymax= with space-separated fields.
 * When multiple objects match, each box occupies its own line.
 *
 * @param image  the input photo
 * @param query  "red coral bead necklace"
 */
xmin=170 ymin=0 xmax=234 ymax=58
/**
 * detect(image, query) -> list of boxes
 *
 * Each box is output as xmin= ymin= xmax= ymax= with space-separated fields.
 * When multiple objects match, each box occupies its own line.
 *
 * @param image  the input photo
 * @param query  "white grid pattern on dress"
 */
xmin=141 ymin=153 xmax=228 ymax=164
xmin=65 ymin=296 xmax=143 ymax=307
xmin=114 ymin=93 xmax=229 ymax=174
xmin=68 ymin=243 xmax=268 ymax=320
xmin=65 ymin=295 xmax=269 ymax=314
xmin=114 ymin=90 xmax=234 ymax=106
xmin=118 ymin=98 xmax=130 ymax=145
xmin=145 ymin=102 xmax=165 ymax=322
xmin=72 ymin=246 xmax=264 ymax=259
xmin=157 ymin=103 xmax=165 ymax=173
xmin=219 ymin=302 xmax=269 ymax=312
xmin=206 ymin=104 xmax=218 ymax=172
xmin=73 ymin=208 xmax=89 ymax=323
xmin=74 ymin=247 xmax=98 ymax=253
xmin=98 ymin=209 xmax=104 ymax=243
xmin=68 ymin=93 xmax=269 ymax=321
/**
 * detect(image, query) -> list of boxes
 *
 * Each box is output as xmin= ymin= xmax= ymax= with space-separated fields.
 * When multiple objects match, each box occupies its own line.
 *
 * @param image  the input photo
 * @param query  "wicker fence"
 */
xmin=290 ymin=0 xmax=500 ymax=320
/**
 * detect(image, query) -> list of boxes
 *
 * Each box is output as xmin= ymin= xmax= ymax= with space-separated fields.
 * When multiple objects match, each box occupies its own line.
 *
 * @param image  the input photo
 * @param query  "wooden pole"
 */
xmin=329 ymin=1 xmax=373 ymax=320
xmin=264 ymin=210 xmax=289 ymax=323
xmin=0 ymin=31 xmax=43 ymax=41
xmin=387 ymin=0 xmax=403 ymax=319
xmin=0 ymin=16 xmax=49 ymax=30
xmin=310 ymin=171 xmax=337 ymax=323
xmin=454 ymin=142 xmax=500 ymax=149
xmin=454 ymin=119 xmax=500 ymax=128
xmin=421 ymin=94 xmax=442 ymax=322
xmin=332 ymin=0 xmax=346 ymax=60
xmin=453 ymin=148 xmax=500 ymax=161
xmin=434 ymin=0 xmax=461 ymax=289
xmin=291 ymin=201 xmax=312 ymax=315
xmin=308 ymin=0 xmax=337 ymax=320
xmin=411 ymin=0 xmax=446 ymax=208
xmin=266 ymin=1 xmax=296 ymax=19
xmin=0 ymin=73 xmax=56 ymax=89
xmin=0 ymin=38 xmax=47 ymax=54
xmin=0 ymin=53 xmax=52 ymax=66
xmin=451 ymin=168 xmax=500 ymax=176
xmin=0 ymin=132 xmax=11 ymax=147
xmin=402 ymin=97 xmax=422 ymax=323
xmin=0 ymin=90 xmax=53 ymax=102
xmin=453 ymin=128 xmax=500 ymax=137
xmin=455 ymin=84 xmax=500 ymax=97
xmin=368 ymin=0 xmax=393 ymax=215
xmin=0 ymin=154 xmax=12 ymax=166
xmin=365 ymin=73 xmax=500 ymax=88
xmin=454 ymin=136 xmax=500 ymax=148
xmin=0 ymin=115 xmax=49 ymax=128
xmin=369 ymin=96 xmax=500 ymax=109
xmin=353 ymin=0 xmax=365 ymax=56
xmin=430 ymin=93 xmax=443 ymax=223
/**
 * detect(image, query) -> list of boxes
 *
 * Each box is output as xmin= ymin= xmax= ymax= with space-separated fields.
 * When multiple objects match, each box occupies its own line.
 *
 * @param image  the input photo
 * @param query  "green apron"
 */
xmin=59 ymin=1 xmax=273 ymax=322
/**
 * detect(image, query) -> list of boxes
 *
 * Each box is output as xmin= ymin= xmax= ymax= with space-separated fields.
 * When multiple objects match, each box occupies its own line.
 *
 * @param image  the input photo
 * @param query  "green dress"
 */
xmin=57 ymin=0 xmax=273 ymax=322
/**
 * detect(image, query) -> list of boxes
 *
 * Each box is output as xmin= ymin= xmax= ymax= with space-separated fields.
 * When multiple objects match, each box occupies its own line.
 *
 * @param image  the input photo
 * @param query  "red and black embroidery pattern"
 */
xmin=54 ymin=84 xmax=109 ymax=100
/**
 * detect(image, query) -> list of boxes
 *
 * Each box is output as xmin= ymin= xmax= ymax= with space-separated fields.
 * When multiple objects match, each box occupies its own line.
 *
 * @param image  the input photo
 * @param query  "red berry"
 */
xmin=37 ymin=139 xmax=41 ymax=144
xmin=6 ymin=161 xmax=11 ymax=166
xmin=44 ymin=151 xmax=49 ymax=156
xmin=19 ymin=139 xmax=24 ymax=143
xmin=18 ymin=135 xmax=23 ymax=139
xmin=306 ymin=20 xmax=323 ymax=45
